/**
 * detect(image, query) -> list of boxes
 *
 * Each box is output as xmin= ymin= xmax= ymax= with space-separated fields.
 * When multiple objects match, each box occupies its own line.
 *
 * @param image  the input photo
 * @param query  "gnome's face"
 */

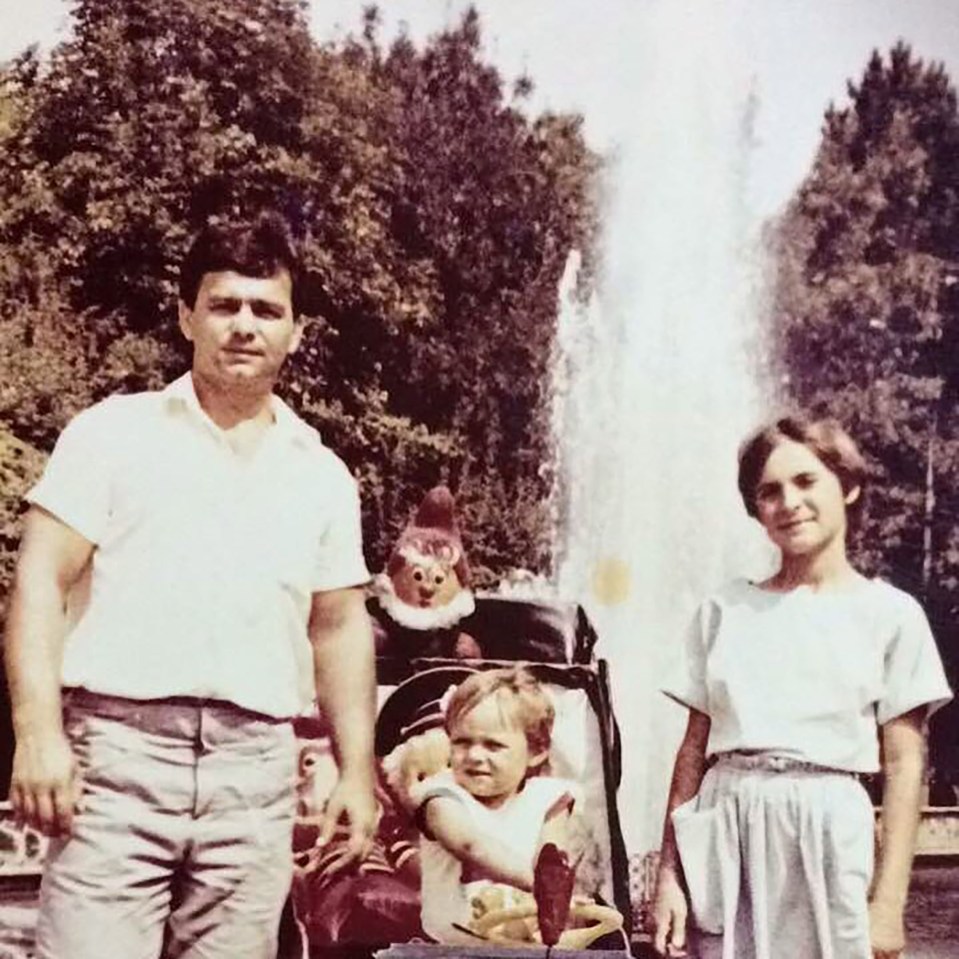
xmin=392 ymin=556 xmax=464 ymax=609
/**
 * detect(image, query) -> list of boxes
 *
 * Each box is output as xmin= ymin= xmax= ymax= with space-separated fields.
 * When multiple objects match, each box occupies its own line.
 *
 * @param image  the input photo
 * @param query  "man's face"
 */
xmin=178 ymin=269 xmax=302 ymax=391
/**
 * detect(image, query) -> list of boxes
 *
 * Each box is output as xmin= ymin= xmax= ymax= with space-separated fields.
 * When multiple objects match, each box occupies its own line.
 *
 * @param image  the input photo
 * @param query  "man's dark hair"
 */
xmin=178 ymin=211 xmax=303 ymax=311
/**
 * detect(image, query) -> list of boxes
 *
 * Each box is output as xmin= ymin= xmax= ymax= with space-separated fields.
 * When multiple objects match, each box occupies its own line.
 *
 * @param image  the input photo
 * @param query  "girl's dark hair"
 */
xmin=737 ymin=415 xmax=868 ymax=518
xmin=178 ymin=211 xmax=302 ymax=312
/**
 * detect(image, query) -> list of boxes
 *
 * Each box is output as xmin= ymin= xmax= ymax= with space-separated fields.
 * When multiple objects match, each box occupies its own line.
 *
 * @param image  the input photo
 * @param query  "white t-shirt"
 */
xmin=418 ymin=770 xmax=576 ymax=945
xmin=663 ymin=578 xmax=952 ymax=772
xmin=27 ymin=374 xmax=370 ymax=718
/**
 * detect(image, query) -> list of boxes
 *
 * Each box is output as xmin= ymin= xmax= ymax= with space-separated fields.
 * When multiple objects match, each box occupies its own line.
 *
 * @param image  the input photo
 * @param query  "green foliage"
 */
xmin=770 ymin=43 xmax=959 ymax=774
xmin=771 ymin=43 xmax=959 ymax=586
xmin=0 ymin=0 xmax=597 ymax=596
xmin=0 ymin=427 xmax=45 ymax=615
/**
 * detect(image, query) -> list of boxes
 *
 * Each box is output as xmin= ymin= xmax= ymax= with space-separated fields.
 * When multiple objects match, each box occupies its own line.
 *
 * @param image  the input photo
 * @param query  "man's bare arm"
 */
xmin=308 ymin=586 xmax=378 ymax=868
xmin=4 ymin=506 xmax=93 ymax=835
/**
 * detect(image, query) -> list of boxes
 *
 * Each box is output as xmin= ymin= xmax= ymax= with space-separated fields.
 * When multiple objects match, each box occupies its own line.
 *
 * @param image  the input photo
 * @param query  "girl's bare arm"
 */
xmin=652 ymin=708 xmax=711 ymax=956
xmin=869 ymin=706 xmax=926 ymax=956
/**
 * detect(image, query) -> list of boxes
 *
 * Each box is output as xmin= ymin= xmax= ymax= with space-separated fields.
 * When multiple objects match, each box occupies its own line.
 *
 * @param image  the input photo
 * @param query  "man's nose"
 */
xmin=230 ymin=304 xmax=256 ymax=334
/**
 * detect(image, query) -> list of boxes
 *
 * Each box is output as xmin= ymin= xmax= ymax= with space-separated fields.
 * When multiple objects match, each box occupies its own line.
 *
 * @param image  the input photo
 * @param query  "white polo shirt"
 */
xmin=27 ymin=374 xmax=370 ymax=718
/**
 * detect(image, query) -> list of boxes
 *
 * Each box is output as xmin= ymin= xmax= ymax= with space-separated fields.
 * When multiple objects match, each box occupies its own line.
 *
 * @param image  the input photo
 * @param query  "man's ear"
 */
xmin=178 ymin=300 xmax=194 ymax=342
xmin=288 ymin=317 xmax=305 ymax=355
xmin=844 ymin=485 xmax=861 ymax=507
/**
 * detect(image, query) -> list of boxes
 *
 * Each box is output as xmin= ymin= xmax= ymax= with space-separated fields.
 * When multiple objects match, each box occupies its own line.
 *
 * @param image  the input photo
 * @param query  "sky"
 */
xmin=4 ymin=1 xmax=959 ymax=220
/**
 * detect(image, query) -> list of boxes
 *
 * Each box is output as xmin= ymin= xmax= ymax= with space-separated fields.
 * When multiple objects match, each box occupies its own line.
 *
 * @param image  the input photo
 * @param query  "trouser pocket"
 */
xmin=672 ymin=798 xmax=733 ymax=935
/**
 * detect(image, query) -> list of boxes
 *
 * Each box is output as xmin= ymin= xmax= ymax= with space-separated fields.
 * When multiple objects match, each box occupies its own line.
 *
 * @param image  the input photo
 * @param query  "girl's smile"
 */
xmin=754 ymin=439 xmax=859 ymax=558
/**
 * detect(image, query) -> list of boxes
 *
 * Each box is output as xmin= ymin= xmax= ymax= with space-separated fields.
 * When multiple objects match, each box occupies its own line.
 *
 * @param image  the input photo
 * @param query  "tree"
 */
xmin=301 ymin=9 xmax=600 ymax=573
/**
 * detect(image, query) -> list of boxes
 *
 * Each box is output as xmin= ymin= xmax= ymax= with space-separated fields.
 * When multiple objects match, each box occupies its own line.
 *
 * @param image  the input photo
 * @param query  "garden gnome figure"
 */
xmin=372 ymin=487 xmax=481 ymax=659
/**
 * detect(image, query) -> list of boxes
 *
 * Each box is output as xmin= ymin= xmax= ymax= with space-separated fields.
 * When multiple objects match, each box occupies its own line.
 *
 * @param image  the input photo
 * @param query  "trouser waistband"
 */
xmin=63 ymin=687 xmax=291 ymax=725
xmin=713 ymin=751 xmax=862 ymax=777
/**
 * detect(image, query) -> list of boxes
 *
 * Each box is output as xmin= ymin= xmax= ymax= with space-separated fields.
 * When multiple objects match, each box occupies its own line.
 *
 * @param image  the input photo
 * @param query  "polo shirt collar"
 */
xmin=161 ymin=373 xmax=316 ymax=449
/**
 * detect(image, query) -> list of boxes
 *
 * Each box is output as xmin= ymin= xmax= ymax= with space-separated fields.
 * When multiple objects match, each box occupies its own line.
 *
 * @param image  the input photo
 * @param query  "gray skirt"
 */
xmin=672 ymin=756 xmax=874 ymax=959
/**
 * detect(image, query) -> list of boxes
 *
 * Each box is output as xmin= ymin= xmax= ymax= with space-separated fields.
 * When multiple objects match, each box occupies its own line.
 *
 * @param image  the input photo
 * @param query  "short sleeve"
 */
xmin=415 ymin=770 xmax=469 ymax=838
xmin=877 ymin=594 xmax=953 ymax=725
xmin=531 ymin=776 xmax=581 ymax=817
xmin=310 ymin=458 xmax=371 ymax=592
xmin=26 ymin=403 xmax=115 ymax=544
xmin=661 ymin=600 xmax=714 ymax=715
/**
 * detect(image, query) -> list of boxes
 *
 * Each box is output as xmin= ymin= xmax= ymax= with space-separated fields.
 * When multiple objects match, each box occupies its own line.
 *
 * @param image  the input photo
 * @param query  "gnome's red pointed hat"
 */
xmin=386 ymin=486 xmax=471 ymax=587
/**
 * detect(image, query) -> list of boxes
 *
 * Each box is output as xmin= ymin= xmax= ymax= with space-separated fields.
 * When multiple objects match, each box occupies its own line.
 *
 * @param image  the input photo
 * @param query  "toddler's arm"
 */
xmin=422 ymin=795 xmax=536 ymax=890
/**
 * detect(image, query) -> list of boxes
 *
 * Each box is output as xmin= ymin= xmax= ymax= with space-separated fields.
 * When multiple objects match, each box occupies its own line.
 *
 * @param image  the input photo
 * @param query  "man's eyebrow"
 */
xmin=251 ymin=299 xmax=286 ymax=314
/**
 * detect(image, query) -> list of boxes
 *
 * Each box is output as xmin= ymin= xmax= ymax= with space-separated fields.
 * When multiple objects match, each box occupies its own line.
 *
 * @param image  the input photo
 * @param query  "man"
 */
xmin=4 ymin=212 xmax=378 ymax=959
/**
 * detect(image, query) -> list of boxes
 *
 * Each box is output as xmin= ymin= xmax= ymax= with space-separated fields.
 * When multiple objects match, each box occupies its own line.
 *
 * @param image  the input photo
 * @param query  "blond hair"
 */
xmin=445 ymin=666 xmax=554 ymax=759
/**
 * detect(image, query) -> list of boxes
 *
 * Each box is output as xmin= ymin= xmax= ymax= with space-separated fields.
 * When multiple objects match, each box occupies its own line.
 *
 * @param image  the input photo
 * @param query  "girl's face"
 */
xmin=754 ymin=439 xmax=858 ymax=557
xmin=448 ymin=695 xmax=545 ymax=808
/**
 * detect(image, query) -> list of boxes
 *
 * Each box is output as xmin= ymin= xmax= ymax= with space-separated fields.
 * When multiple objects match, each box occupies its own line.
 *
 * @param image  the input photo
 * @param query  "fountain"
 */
xmin=550 ymin=2 xmax=775 ymax=860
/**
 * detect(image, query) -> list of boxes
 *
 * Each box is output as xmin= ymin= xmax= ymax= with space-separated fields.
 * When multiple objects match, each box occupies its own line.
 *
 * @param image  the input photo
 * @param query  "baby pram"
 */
xmin=287 ymin=594 xmax=632 ymax=956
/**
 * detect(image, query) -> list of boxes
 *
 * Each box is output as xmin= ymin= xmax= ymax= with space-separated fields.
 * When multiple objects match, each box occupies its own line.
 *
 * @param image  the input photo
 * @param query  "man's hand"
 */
xmin=316 ymin=772 xmax=379 ymax=875
xmin=308 ymin=585 xmax=377 ymax=875
xmin=869 ymin=898 xmax=905 ymax=959
xmin=651 ymin=867 xmax=689 ymax=957
xmin=5 ymin=506 xmax=93 ymax=840
xmin=10 ymin=730 xmax=81 ymax=837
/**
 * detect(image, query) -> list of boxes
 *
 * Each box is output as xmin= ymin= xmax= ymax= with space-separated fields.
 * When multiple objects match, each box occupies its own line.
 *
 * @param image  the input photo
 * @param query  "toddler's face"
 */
xmin=449 ymin=695 xmax=541 ymax=808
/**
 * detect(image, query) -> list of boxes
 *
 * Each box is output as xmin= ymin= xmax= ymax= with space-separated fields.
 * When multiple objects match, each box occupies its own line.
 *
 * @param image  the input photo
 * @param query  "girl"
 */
xmin=652 ymin=416 xmax=952 ymax=959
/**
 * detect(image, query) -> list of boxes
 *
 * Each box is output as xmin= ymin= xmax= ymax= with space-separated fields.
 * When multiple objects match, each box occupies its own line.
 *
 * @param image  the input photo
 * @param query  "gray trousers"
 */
xmin=675 ymin=761 xmax=874 ymax=959
xmin=37 ymin=690 xmax=297 ymax=959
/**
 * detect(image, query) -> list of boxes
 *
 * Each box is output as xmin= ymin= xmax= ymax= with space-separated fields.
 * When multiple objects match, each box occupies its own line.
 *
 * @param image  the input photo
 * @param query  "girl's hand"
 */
xmin=868 ymin=898 xmax=905 ymax=959
xmin=651 ymin=867 xmax=689 ymax=957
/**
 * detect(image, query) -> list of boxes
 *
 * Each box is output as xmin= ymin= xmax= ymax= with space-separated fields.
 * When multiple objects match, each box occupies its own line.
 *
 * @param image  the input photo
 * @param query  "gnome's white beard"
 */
xmin=374 ymin=573 xmax=476 ymax=631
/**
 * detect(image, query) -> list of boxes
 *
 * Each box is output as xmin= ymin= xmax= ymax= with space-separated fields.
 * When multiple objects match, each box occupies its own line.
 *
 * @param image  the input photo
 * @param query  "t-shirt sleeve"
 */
xmin=661 ymin=600 xmax=713 ymax=715
xmin=414 ymin=771 xmax=469 ymax=838
xmin=26 ymin=403 xmax=115 ymax=544
xmin=536 ymin=776 xmax=581 ymax=817
xmin=310 ymin=459 xmax=371 ymax=592
xmin=877 ymin=594 xmax=953 ymax=725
